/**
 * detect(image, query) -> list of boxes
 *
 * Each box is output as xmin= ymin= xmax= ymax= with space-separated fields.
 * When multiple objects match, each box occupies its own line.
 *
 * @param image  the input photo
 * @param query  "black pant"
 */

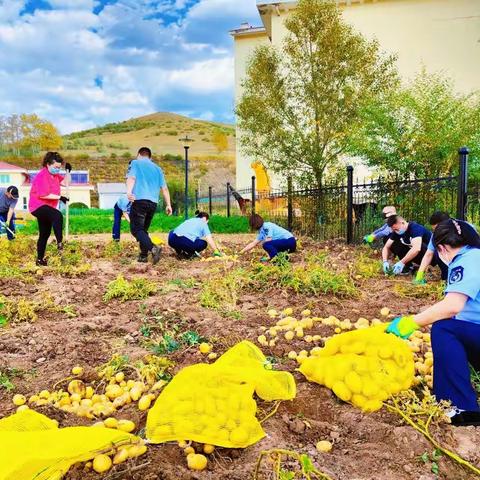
xmin=168 ymin=231 xmax=207 ymax=257
xmin=31 ymin=205 xmax=63 ymax=260
xmin=130 ymin=200 xmax=157 ymax=256
xmin=391 ymin=241 xmax=429 ymax=268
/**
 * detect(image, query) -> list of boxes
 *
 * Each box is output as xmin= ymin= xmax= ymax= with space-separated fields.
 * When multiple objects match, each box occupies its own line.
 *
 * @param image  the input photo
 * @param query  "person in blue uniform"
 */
xmin=112 ymin=195 xmax=131 ymax=241
xmin=382 ymin=215 xmax=432 ymax=275
xmin=240 ymin=214 xmax=296 ymax=261
xmin=168 ymin=211 xmax=221 ymax=259
xmin=415 ymin=212 xmax=480 ymax=284
xmin=387 ymin=219 xmax=480 ymax=426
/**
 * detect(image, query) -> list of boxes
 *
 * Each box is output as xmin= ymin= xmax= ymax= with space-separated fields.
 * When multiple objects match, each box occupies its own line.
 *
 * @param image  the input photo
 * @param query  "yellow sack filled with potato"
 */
xmin=299 ymin=326 xmax=414 ymax=412
xmin=0 ymin=409 xmax=139 ymax=480
xmin=146 ymin=340 xmax=296 ymax=448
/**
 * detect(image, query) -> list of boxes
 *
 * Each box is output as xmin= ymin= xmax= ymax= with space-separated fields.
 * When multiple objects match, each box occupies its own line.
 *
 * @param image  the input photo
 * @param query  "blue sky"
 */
xmin=0 ymin=0 xmax=261 ymax=133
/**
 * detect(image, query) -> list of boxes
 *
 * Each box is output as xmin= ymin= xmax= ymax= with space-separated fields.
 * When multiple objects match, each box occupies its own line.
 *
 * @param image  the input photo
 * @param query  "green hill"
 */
xmin=11 ymin=112 xmax=237 ymax=206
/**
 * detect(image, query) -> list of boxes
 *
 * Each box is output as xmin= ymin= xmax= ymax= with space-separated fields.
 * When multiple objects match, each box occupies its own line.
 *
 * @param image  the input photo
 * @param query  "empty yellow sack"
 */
xmin=299 ymin=326 xmax=414 ymax=412
xmin=0 ymin=410 xmax=138 ymax=480
xmin=146 ymin=340 xmax=296 ymax=448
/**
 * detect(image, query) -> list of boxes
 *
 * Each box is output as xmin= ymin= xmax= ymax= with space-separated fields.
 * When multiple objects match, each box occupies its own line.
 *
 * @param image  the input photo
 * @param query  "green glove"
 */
xmin=386 ymin=315 xmax=420 ymax=339
xmin=413 ymin=271 xmax=427 ymax=285
xmin=363 ymin=234 xmax=375 ymax=244
xmin=213 ymin=250 xmax=222 ymax=257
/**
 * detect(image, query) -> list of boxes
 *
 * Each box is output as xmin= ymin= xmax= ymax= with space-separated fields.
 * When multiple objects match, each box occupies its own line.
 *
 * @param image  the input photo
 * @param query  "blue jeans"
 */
xmin=0 ymin=211 xmax=15 ymax=240
xmin=431 ymin=319 xmax=480 ymax=411
xmin=263 ymin=237 xmax=297 ymax=259
xmin=112 ymin=204 xmax=123 ymax=240
xmin=168 ymin=231 xmax=207 ymax=258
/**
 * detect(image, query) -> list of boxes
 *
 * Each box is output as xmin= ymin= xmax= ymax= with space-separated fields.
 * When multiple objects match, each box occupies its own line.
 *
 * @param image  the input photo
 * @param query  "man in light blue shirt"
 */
xmin=112 ymin=195 xmax=131 ymax=241
xmin=126 ymin=147 xmax=172 ymax=263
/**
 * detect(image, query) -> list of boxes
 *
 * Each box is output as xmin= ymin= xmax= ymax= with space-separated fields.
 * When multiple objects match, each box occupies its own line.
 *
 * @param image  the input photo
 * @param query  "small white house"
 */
xmin=97 ymin=183 xmax=127 ymax=210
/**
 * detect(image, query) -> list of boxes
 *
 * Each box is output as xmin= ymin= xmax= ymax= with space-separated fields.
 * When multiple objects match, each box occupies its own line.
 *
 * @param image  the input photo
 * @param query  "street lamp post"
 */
xmin=179 ymin=135 xmax=193 ymax=219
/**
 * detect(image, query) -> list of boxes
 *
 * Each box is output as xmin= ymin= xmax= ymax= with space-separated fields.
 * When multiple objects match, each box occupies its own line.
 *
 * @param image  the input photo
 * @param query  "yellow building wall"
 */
xmin=234 ymin=33 xmax=270 ymax=190
xmin=234 ymin=0 xmax=480 ymax=189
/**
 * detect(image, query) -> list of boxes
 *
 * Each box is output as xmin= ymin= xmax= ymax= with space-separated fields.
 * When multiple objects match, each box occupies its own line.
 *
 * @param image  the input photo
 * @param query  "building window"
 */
xmin=71 ymin=172 xmax=89 ymax=184
xmin=23 ymin=197 xmax=27 ymax=210
xmin=0 ymin=174 xmax=10 ymax=184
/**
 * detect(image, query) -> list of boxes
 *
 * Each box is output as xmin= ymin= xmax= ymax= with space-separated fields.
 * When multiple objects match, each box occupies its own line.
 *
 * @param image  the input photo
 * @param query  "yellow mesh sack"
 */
xmin=299 ymin=326 xmax=414 ymax=412
xmin=146 ymin=340 xmax=296 ymax=448
xmin=0 ymin=410 xmax=138 ymax=480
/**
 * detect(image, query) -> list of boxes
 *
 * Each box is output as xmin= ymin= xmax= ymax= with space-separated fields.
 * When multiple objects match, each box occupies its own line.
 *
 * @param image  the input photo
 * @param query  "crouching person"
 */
xmin=387 ymin=219 xmax=480 ymax=426
xmin=240 ymin=214 xmax=296 ymax=261
xmin=168 ymin=211 xmax=221 ymax=259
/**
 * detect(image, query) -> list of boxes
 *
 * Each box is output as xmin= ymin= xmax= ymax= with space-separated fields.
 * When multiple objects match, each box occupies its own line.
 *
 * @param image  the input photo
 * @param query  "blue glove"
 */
xmin=386 ymin=316 xmax=419 ymax=339
xmin=392 ymin=261 xmax=405 ymax=275
xmin=382 ymin=261 xmax=390 ymax=274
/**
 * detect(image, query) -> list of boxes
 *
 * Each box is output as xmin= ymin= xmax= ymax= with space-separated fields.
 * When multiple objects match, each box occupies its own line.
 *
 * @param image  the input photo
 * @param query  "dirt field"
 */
xmin=0 ymin=234 xmax=479 ymax=480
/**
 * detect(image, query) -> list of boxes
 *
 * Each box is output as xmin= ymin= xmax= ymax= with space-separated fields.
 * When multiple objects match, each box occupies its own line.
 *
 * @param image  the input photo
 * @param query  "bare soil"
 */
xmin=0 ymin=235 xmax=479 ymax=480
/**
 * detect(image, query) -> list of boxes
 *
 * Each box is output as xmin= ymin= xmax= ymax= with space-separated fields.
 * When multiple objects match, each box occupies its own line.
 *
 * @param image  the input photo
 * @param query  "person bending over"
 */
xmin=0 ymin=186 xmax=19 ymax=240
xmin=363 ymin=205 xmax=397 ymax=245
xmin=415 ymin=212 xmax=480 ymax=284
xmin=240 ymin=214 xmax=296 ymax=261
xmin=112 ymin=195 xmax=131 ymax=241
xmin=387 ymin=219 xmax=480 ymax=426
xmin=168 ymin=211 xmax=221 ymax=259
xmin=382 ymin=215 xmax=432 ymax=276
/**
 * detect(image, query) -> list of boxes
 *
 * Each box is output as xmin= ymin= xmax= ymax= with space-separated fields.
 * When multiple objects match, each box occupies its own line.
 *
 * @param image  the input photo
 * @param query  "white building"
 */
xmin=231 ymin=0 xmax=480 ymax=190
xmin=0 ymin=161 xmax=94 ymax=212
xmin=97 ymin=183 xmax=127 ymax=210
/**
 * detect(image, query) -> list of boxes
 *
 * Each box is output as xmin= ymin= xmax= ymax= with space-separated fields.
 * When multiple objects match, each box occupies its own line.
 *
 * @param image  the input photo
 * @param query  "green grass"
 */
xmin=20 ymin=211 xmax=249 ymax=236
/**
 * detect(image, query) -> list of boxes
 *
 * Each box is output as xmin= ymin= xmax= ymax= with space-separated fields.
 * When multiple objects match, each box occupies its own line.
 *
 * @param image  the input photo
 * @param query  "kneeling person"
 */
xmin=169 ymin=211 xmax=221 ymax=259
xmin=382 ymin=215 xmax=431 ymax=275
xmin=240 ymin=214 xmax=296 ymax=260
xmin=387 ymin=219 xmax=480 ymax=426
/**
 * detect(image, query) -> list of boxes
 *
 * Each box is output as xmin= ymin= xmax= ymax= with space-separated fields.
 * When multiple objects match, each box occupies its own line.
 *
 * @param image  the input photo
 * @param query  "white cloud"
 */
xmin=0 ymin=0 xmax=249 ymax=132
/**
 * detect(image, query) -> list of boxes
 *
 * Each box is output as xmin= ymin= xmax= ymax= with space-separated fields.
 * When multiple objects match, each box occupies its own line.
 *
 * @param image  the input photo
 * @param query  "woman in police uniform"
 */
xmin=387 ymin=219 xmax=480 ymax=426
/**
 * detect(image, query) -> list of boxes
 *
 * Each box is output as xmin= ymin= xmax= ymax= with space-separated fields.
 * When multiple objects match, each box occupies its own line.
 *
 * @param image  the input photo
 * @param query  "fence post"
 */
xmin=347 ymin=166 xmax=354 ymax=244
xmin=195 ymin=189 xmax=199 ymax=211
xmin=226 ymin=183 xmax=231 ymax=218
xmin=251 ymin=176 xmax=256 ymax=215
xmin=287 ymin=176 xmax=293 ymax=231
xmin=208 ymin=186 xmax=213 ymax=216
xmin=457 ymin=146 xmax=469 ymax=221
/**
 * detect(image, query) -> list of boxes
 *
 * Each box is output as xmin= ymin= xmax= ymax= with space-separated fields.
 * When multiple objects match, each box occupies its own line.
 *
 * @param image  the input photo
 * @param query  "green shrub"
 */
xmin=104 ymin=275 xmax=158 ymax=302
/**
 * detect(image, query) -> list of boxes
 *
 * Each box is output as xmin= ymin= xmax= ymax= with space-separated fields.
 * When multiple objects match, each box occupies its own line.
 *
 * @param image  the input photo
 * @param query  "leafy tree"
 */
xmin=236 ymin=0 xmax=398 ymax=188
xmin=347 ymin=69 xmax=480 ymax=178
xmin=0 ymin=113 xmax=62 ymax=154
xmin=211 ymin=130 xmax=229 ymax=154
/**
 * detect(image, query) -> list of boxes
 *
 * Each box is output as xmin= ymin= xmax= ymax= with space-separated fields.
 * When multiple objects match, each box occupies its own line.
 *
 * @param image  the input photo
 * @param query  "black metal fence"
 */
xmin=192 ymin=148 xmax=479 ymax=243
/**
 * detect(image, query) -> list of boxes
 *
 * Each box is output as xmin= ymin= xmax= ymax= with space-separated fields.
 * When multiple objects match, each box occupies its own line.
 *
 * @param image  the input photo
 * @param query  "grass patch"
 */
xmin=393 ymin=281 xmax=445 ymax=301
xmin=20 ymin=212 xmax=249 ymax=236
xmin=104 ymin=275 xmax=158 ymax=302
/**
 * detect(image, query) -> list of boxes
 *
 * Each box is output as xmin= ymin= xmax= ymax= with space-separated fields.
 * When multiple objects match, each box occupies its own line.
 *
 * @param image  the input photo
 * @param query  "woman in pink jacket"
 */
xmin=29 ymin=152 xmax=71 ymax=266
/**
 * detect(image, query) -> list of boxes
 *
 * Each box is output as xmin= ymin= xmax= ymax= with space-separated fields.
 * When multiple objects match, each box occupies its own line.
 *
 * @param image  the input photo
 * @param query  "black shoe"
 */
xmin=451 ymin=411 xmax=480 ymax=426
xmin=137 ymin=255 xmax=148 ymax=263
xmin=36 ymin=258 xmax=48 ymax=266
xmin=113 ymin=238 xmax=120 ymax=243
xmin=151 ymin=246 xmax=162 ymax=265
xmin=57 ymin=242 xmax=64 ymax=252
